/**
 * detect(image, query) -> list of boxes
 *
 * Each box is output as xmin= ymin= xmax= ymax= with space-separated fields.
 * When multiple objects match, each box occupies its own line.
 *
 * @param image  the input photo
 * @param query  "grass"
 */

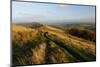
xmin=12 ymin=25 xmax=46 ymax=65
xmin=12 ymin=24 xmax=96 ymax=65
xmin=45 ymin=34 xmax=95 ymax=61
xmin=45 ymin=38 xmax=76 ymax=63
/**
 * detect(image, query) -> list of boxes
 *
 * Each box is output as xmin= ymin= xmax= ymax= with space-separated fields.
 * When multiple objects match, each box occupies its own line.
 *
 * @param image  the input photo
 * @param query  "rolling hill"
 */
xmin=12 ymin=24 xmax=96 ymax=66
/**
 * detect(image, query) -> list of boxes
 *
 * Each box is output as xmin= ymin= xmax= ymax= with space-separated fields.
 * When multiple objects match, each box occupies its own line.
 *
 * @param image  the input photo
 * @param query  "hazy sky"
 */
xmin=12 ymin=1 xmax=95 ymax=24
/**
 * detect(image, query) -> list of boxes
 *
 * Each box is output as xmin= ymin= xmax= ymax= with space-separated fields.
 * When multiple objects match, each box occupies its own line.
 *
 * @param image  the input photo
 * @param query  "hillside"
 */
xmin=12 ymin=24 xmax=96 ymax=66
xmin=50 ymin=23 xmax=96 ymax=42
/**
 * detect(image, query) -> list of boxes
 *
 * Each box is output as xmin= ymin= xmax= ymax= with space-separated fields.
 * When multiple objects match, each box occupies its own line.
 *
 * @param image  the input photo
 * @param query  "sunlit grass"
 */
xmin=12 ymin=24 xmax=96 ymax=65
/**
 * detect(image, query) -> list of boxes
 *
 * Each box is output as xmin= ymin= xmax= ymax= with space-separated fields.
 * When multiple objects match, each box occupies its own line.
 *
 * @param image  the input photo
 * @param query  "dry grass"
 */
xmin=12 ymin=24 xmax=96 ymax=65
xmin=39 ymin=25 xmax=96 ymax=57
xmin=32 ymin=42 xmax=47 ymax=64
xmin=12 ymin=24 xmax=37 ymax=46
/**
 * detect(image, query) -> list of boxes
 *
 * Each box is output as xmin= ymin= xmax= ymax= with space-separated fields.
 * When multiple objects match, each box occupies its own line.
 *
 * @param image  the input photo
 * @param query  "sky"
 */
xmin=12 ymin=1 xmax=95 ymax=24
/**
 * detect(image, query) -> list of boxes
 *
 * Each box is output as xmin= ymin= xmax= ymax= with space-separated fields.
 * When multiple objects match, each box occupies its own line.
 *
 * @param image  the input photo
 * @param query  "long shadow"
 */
xmin=44 ymin=32 xmax=95 ymax=62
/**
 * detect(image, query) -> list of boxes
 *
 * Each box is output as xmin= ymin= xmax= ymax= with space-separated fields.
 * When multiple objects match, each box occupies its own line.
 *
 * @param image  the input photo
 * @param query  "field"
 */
xmin=12 ymin=22 xmax=96 ymax=66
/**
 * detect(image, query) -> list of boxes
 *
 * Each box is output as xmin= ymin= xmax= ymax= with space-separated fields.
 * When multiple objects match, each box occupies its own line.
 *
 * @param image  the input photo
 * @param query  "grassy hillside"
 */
xmin=50 ymin=23 xmax=96 ymax=42
xmin=12 ymin=24 xmax=96 ymax=66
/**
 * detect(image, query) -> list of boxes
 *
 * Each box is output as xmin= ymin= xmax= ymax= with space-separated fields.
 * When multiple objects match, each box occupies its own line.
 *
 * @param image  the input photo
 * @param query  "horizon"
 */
xmin=12 ymin=1 xmax=96 ymax=24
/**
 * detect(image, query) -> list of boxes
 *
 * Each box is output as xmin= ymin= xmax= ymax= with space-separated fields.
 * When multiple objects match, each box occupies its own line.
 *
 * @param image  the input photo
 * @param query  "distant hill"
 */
xmin=51 ymin=23 xmax=95 ymax=31
xmin=14 ymin=22 xmax=43 ymax=28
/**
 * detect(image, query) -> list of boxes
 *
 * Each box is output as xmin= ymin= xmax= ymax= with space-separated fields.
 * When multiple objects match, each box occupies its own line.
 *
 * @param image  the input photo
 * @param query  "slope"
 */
xmin=12 ymin=24 xmax=96 ymax=66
